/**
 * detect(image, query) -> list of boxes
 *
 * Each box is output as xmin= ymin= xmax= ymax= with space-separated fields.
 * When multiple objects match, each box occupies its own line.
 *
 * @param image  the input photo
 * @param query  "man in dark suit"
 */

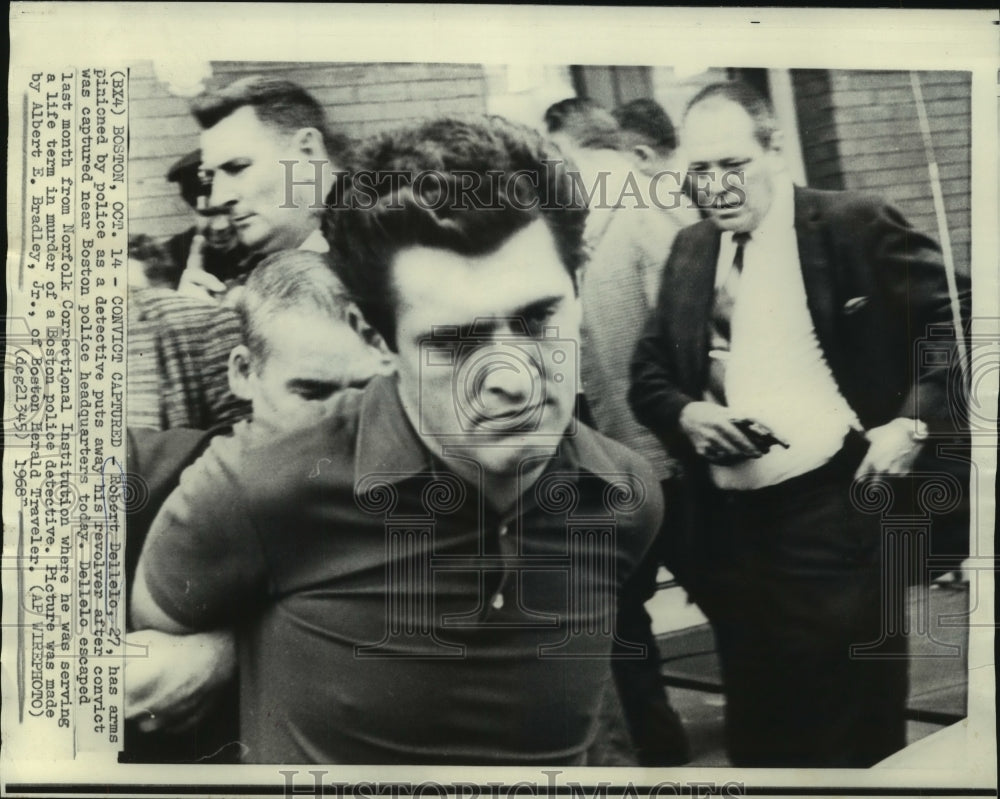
xmin=630 ymin=81 xmax=969 ymax=767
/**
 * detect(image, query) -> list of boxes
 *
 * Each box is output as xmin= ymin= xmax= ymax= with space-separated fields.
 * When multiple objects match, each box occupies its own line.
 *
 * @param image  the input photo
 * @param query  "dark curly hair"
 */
xmin=327 ymin=115 xmax=588 ymax=351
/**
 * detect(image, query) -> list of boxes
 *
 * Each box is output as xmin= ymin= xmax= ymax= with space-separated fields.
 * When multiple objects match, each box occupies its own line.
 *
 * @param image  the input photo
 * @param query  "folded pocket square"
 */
xmin=843 ymin=295 xmax=870 ymax=314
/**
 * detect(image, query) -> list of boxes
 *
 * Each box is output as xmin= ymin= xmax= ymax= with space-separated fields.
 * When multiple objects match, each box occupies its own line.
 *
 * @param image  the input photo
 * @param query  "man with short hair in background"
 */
xmin=613 ymin=97 xmax=700 ymax=300
xmin=613 ymin=98 xmax=681 ymax=178
xmin=129 ymin=76 xmax=353 ymax=430
xmin=177 ymin=75 xmax=349 ymax=300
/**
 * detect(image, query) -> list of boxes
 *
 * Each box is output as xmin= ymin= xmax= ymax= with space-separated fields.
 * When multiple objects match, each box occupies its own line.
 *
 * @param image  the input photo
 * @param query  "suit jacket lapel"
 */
xmin=794 ymin=186 xmax=841 ymax=372
xmin=674 ymin=222 xmax=720 ymax=393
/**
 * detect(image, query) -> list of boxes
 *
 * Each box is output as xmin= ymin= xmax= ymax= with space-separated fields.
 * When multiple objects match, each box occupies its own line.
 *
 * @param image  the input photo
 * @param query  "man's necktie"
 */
xmin=706 ymin=232 xmax=750 ymax=405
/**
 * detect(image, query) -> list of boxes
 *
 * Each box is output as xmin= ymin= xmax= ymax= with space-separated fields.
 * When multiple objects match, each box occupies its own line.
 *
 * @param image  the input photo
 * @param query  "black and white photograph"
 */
xmin=3 ymin=4 xmax=997 ymax=797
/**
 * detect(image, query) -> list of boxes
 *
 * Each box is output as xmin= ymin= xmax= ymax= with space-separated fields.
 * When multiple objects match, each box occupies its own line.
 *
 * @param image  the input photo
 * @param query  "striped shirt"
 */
xmin=127 ymin=288 xmax=251 ymax=431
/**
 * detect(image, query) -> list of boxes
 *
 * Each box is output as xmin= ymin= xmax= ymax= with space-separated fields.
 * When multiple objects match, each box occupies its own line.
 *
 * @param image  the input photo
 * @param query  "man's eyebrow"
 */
xmin=460 ymin=295 xmax=564 ymax=338
xmin=214 ymin=157 xmax=251 ymax=171
xmin=416 ymin=295 xmax=566 ymax=344
xmin=514 ymin=295 xmax=564 ymax=320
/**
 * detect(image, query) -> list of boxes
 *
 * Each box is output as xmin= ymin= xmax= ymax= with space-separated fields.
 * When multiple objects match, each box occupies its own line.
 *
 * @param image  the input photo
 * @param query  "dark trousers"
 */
xmin=704 ymin=435 xmax=909 ymax=767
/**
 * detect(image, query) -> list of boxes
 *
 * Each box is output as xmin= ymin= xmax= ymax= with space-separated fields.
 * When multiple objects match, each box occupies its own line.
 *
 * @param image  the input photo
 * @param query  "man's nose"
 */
xmin=208 ymin=173 xmax=238 ymax=209
xmin=690 ymin=171 xmax=721 ymax=210
xmin=477 ymin=345 xmax=539 ymax=405
xmin=700 ymin=170 xmax=728 ymax=198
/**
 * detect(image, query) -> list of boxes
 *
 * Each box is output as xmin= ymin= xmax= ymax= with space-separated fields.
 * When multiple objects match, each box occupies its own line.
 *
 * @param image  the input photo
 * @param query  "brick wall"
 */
xmin=129 ymin=61 xmax=488 ymax=239
xmin=792 ymin=69 xmax=971 ymax=276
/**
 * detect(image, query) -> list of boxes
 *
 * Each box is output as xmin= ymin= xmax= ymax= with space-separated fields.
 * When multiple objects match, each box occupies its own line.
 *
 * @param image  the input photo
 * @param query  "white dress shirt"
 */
xmin=710 ymin=179 xmax=861 ymax=490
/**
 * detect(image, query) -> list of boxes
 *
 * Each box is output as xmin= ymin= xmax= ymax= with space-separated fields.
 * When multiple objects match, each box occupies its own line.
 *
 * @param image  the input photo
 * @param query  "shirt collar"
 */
xmin=716 ymin=176 xmax=794 ymax=288
xmin=353 ymin=375 xmax=625 ymax=495
xmin=298 ymin=228 xmax=330 ymax=254
xmin=354 ymin=374 xmax=431 ymax=486
xmin=747 ymin=175 xmax=795 ymax=241
xmin=556 ymin=424 xmax=630 ymax=485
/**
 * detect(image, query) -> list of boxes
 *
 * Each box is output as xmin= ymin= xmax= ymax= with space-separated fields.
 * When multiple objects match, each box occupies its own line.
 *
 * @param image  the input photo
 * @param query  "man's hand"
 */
xmin=176 ymin=233 xmax=227 ymax=301
xmin=678 ymin=401 xmax=763 ymax=463
xmin=125 ymin=629 xmax=236 ymax=734
xmin=854 ymin=418 xmax=926 ymax=479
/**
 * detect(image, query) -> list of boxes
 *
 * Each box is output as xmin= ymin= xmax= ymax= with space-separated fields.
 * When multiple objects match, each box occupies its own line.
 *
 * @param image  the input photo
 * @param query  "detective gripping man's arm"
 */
xmin=128 ymin=554 xmax=237 ymax=733
xmin=128 ymin=432 xmax=266 ymax=731
xmin=124 ymin=628 xmax=236 ymax=733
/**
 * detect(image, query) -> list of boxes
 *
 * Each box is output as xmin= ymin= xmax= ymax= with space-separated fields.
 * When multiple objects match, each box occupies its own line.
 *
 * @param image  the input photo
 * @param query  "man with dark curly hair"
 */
xmin=133 ymin=116 xmax=663 ymax=765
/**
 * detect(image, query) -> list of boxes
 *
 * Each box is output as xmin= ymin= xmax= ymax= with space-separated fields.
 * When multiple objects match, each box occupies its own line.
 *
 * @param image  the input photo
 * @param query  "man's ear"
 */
xmin=292 ymin=127 xmax=327 ymax=159
xmin=345 ymin=302 xmax=397 ymax=374
xmin=632 ymin=144 xmax=656 ymax=164
xmin=768 ymin=129 xmax=785 ymax=157
xmin=227 ymin=345 xmax=256 ymax=401
xmin=345 ymin=302 xmax=384 ymax=349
